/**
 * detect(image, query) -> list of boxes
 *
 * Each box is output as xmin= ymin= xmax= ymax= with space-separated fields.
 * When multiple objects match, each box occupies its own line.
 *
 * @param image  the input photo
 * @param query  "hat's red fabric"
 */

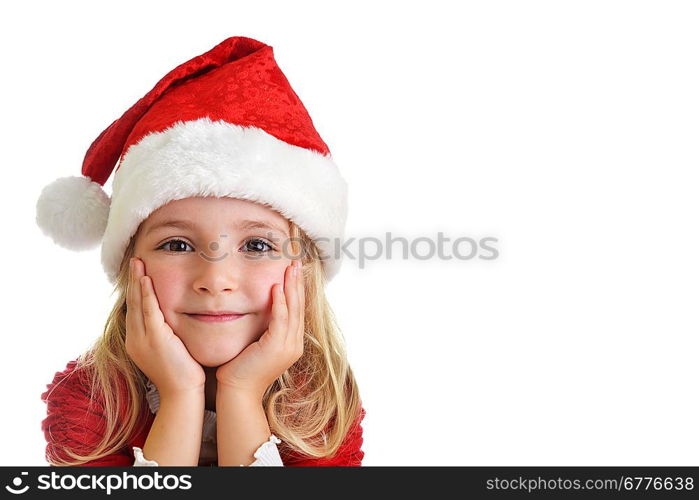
xmin=83 ymin=36 xmax=330 ymax=187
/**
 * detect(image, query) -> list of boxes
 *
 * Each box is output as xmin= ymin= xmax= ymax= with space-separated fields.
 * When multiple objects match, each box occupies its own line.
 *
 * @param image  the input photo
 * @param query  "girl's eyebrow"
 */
xmin=145 ymin=218 xmax=289 ymax=237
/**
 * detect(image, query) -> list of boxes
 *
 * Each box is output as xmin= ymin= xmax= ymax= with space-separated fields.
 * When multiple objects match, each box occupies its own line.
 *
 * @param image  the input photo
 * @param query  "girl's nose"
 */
xmin=191 ymin=259 xmax=240 ymax=295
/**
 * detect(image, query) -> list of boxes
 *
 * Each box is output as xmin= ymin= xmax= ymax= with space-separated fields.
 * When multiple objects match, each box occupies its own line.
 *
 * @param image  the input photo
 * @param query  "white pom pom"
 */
xmin=35 ymin=175 xmax=111 ymax=251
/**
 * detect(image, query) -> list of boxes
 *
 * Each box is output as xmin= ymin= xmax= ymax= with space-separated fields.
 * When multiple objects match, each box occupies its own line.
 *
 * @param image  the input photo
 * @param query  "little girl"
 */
xmin=35 ymin=36 xmax=365 ymax=466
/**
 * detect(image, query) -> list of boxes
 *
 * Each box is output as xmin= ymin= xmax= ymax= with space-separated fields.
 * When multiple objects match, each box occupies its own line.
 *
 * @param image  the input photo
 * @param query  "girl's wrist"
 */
xmin=158 ymin=384 xmax=206 ymax=402
xmin=215 ymin=381 xmax=264 ymax=405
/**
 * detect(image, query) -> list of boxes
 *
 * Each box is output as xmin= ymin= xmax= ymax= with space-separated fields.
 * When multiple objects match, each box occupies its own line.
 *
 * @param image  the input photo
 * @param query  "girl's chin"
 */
xmin=173 ymin=326 xmax=264 ymax=367
xmin=185 ymin=341 xmax=249 ymax=368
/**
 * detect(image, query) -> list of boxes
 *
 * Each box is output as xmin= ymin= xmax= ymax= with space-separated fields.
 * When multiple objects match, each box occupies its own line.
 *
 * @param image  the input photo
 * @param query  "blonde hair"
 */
xmin=46 ymin=217 xmax=363 ymax=465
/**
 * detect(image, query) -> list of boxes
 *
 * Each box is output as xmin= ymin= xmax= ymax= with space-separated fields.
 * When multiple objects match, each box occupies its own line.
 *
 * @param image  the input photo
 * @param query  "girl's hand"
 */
xmin=216 ymin=259 xmax=305 ymax=400
xmin=125 ymin=257 xmax=206 ymax=397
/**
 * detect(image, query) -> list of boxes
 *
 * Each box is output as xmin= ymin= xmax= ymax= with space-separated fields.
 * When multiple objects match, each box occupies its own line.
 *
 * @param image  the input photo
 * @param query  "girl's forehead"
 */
xmin=142 ymin=196 xmax=289 ymax=233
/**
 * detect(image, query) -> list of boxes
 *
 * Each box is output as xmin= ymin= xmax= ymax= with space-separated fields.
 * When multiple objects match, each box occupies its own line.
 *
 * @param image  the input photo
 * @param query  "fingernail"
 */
xmin=292 ymin=265 xmax=298 ymax=276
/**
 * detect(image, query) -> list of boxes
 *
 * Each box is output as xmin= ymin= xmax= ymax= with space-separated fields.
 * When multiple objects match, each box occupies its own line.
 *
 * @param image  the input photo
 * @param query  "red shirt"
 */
xmin=41 ymin=360 xmax=366 ymax=466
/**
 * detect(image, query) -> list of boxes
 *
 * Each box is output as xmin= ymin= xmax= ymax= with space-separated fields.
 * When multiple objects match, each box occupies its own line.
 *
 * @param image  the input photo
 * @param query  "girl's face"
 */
xmin=133 ymin=196 xmax=292 ymax=367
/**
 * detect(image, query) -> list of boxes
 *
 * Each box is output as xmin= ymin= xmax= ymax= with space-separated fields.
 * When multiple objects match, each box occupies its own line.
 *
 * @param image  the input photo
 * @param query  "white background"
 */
xmin=1 ymin=0 xmax=697 ymax=466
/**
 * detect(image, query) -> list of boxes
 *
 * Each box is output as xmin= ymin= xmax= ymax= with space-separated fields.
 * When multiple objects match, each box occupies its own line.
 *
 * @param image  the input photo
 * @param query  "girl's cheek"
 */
xmin=245 ymin=264 xmax=288 ymax=300
xmin=141 ymin=264 xmax=184 ymax=309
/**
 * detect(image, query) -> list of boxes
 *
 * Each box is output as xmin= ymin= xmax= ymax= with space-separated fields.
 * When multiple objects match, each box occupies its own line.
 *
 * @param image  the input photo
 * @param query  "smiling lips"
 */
xmin=188 ymin=310 xmax=244 ymax=315
xmin=185 ymin=311 xmax=246 ymax=322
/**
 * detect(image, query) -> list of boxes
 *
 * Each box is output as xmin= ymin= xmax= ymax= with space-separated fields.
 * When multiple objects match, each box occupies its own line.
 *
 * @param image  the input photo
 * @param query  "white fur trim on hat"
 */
xmin=100 ymin=117 xmax=348 ymax=284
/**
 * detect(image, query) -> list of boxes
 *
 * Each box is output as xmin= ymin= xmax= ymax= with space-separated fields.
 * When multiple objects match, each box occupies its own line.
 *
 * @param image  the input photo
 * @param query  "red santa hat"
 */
xmin=35 ymin=36 xmax=347 ymax=284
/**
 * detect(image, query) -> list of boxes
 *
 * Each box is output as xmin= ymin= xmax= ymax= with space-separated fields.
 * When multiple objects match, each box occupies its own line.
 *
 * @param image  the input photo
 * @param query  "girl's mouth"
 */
xmin=185 ymin=313 xmax=246 ymax=323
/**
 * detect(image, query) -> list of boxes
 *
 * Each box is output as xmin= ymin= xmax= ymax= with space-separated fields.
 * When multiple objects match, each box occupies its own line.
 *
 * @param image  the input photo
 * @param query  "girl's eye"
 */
xmin=242 ymin=238 xmax=275 ymax=253
xmin=156 ymin=238 xmax=275 ymax=254
xmin=157 ymin=239 xmax=194 ymax=253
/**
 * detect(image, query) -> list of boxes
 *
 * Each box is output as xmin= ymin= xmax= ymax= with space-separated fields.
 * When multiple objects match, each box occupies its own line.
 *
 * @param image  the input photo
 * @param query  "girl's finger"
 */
xmin=140 ymin=275 xmax=165 ymax=337
xmin=296 ymin=260 xmax=305 ymax=345
xmin=270 ymin=280 xmax=288 ymax=339
xmin=285 ymin=262 xmax=300 ymax=342
xmin=127 ymin=258 xmax=146 ymax=338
